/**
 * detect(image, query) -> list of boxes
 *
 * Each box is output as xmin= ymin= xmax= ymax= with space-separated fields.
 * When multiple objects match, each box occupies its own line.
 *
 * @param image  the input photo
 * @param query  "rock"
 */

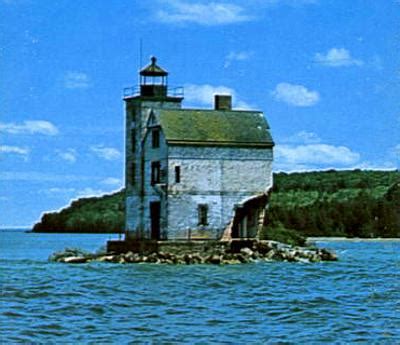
xmin=49 ymin=240 xmax=338 ymax=265
xmin=207 ymin=254 xmax=222 ymax=264
xmin=319 ymin=248 xmax=338 ymax=261
xmin=97 ymin=255 xmax=117 ymax=262
xmin=254 ymin=241 xmax=272 ymax=254
xmin=265 ymin=249 xmax=276 ymax=260
xmin=49 ymin=247 xmax=91 ymax=262
xmin=62 ymin=256 xmax=88 ymax=264
xmin=118 ymin=257 xmax=126 ymax=264
xmin=183 ymin=254 xmax=193 ymax=264
xmin=240 ymin=247 xmax=254 ymax=257
xmin=158 ymin=251 xmax=166 ymax=260
xmin=223 ymin=259 xmax=241 ymax=265
xmin=235 ymin=253 xmax=249 ymax=263
xmin=310 ymin=254 xmax=321 ymax=262
xmin=124 ymin=252 xmax=140 ymax=263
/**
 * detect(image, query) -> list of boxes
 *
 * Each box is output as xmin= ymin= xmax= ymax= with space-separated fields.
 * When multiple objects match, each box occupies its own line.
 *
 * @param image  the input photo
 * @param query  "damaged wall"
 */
xmin=166 ymin=145 xmax=273 ymax=239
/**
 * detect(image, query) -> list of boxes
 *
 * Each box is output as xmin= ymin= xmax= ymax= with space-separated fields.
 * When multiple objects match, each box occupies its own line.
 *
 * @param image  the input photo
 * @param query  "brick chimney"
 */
xmin=214 ymin=95 xmax=232 ymax=111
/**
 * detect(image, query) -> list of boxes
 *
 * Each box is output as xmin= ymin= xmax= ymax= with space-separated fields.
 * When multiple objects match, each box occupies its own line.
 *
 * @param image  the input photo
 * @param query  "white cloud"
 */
xmin=0 ymin=145 xmax=29 ymax=156
xmin=101 ymin=177 xmax=122 ymax=186
xmin=224 ymin=51 xmax=254 ymax=68
xmin=90 ymin=145 xmax=122 ymax=161
xmin=56 ymin=149 xmax=77 ymax=163
xmin=76 ymin=187 xmax=107 ymax=198
xmin=40 ymin=186 xmax=107 ymax=198
xmin=184 ymin=84 xmax=253 ymax=110
xmin=263 ymin=0 xmax=318 ymax=4
xmin=0 ymin=120 xmax=59 ymax=136
xmin=283 ymin=130 xmax=321 ymax=144
xmin=349 ymin=161 xmax=398 ymax=171
xmin=156 ymin=0 xmax=251 ymax=25
xmin=40 ymin=187 xmax=76 ymax=195
xmin=275 ymin=144 xmax=360 ymax=171
xmin=271 ymin=83 xmax=320 ymax=107
xmin=0 ymin=171 xmax=92 ymax=182
xmin=314 ymin=48 xmax=363 ymax=67
xmin=64 ymin=71 xmax=90 ymax=89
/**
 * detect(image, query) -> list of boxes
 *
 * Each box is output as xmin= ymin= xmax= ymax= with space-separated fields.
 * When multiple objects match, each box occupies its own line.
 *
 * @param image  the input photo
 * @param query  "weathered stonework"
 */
xmin=124 ymin=57 xmax=274 ymax=241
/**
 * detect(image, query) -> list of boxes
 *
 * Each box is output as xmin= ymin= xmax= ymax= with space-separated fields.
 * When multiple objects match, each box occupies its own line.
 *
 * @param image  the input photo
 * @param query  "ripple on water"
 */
xmin=2 ymin=238 xmax=400 ymax=343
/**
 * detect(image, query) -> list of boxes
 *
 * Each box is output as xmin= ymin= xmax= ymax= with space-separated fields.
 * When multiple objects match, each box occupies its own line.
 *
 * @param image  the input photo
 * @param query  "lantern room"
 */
xmin=139 ymin=56 xmax=168 ymax=97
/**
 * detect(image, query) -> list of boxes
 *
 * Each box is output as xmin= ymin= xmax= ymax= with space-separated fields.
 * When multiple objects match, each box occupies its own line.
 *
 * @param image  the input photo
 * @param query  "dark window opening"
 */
xmin=175 ymin=166 xmax=181 ymax=183
xmin=152 ymin=129 xmax=160 ymax=148
xmin=131 ymin=130 xmax=136 ymax=152
xmin=151 ymin=161 xmax=161 ymax=185
xmin=131 ymin=162 xmax=135 ymax=185
xmin=198 ymin=204 xmax=208 ymax=226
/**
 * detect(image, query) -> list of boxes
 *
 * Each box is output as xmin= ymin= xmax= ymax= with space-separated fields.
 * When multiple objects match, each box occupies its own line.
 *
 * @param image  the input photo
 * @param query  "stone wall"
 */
xmin=166 ymin=145 xmax=273 ymax=239
xmin=125 ymin=98 xmax=181 ymax=237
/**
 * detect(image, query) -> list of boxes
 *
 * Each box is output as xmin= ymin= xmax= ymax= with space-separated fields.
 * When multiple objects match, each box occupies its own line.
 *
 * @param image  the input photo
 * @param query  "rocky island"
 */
xmin=50 ymin=239 xmax=337 ymax=265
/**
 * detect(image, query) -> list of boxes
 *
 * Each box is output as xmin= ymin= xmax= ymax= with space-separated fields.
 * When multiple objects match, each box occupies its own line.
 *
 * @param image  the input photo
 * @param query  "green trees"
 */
xmin=268 ymin=170 xmax=400 ymax=238
xmin=32 ymin=190 xmax=125 ymax=233
xmin=32 ymin=170 xmax=399 ymax=236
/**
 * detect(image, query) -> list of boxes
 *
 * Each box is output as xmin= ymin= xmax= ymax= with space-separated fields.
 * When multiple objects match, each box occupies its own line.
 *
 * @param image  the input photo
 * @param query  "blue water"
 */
xmin=1 ymin=230 xmax=400 ymax=343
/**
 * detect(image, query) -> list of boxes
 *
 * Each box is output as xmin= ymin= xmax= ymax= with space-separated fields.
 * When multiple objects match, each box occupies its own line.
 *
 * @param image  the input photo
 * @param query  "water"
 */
xmin=1 ymin=230 xmax=400 ymax=343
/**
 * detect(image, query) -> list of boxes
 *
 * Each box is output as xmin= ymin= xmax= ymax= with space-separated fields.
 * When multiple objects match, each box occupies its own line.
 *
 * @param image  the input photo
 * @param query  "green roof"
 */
xmin=159 ymin=109 xmax=274 ymax=147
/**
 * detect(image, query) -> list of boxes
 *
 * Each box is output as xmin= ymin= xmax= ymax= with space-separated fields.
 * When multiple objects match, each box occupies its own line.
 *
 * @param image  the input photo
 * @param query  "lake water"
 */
xmin=1 ymin=230 xmax=400 ymax=343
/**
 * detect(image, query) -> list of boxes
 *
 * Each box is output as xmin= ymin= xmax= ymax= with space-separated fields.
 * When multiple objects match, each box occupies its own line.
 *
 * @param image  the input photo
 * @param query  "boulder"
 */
xmin=97 ymin=255 xmax=117 ymax=262
xmin=207 ymin=254 xmax=222 ymax=264
xmin=62 ymin=256 xmax=88 ymax=264
xmin=240 ymin=247 xmax=254 ymax=257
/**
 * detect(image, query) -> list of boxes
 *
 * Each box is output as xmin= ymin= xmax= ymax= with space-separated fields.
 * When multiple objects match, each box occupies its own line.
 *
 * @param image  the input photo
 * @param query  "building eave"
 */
xmin=166 ymin=140 xmax=275 ymax=148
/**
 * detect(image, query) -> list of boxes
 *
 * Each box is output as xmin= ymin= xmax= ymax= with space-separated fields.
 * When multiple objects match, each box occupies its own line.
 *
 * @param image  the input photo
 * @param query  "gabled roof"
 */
xmin=158 ymin=109 xmax=274 ymax=147
xmin=140 ymin=57 xmax=168 ymax=77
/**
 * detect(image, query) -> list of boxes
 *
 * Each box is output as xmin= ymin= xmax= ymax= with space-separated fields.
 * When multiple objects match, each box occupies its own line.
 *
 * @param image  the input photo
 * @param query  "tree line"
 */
xmin=33 ymin=169 xmax=399 ymax=238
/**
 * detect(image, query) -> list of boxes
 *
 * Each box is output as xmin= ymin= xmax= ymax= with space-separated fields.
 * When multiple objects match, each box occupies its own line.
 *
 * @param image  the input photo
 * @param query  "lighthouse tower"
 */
xmin=124 ymin=57 xmax=183 ymax=239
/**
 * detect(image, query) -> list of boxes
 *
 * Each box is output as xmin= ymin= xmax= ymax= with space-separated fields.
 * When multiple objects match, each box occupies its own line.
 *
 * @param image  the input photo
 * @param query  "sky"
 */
xmin=1 ymin=0 xmax=399 ymax=227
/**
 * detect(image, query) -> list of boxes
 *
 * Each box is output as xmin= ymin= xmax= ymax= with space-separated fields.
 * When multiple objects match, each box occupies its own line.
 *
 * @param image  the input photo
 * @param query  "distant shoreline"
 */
xmin=307 ymin=237 xmax=400 ymax=242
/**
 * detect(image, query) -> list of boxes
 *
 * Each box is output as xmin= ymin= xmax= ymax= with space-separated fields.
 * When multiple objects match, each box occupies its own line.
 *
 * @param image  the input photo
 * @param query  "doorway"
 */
xmin=150 ymin=201 xmax=161 ymax=240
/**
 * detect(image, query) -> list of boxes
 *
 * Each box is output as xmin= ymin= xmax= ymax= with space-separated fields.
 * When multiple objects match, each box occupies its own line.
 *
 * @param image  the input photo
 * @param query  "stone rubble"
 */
xmin=49 ymin=241 xmax=337 ymax=265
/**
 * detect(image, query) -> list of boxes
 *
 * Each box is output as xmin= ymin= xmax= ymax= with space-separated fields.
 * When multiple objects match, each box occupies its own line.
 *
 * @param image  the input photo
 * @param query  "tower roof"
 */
xmin=140 ymin=56 xmax=168 ymax=77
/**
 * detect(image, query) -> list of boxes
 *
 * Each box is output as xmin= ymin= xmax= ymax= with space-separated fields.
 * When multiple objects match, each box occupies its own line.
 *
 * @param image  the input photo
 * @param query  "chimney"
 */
xmin=214 ymin=95 xmax=232 ymax=111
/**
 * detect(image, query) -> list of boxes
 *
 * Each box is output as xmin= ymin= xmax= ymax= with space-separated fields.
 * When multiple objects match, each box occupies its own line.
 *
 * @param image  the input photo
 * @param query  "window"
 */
xmin=198 ymin=204 xmax=208 ymax=226
xmin=175 ymin=166 xmax=181 ymax=183
xmin=131 ymin=130 xmax=136 ymax=152
xmin=152 ymin=129 xmax=160 ymax=148
xmin=151 ymin=161 xmax=161 ymax=185
xmin=131 ymin=162 xmax=135 ymax=185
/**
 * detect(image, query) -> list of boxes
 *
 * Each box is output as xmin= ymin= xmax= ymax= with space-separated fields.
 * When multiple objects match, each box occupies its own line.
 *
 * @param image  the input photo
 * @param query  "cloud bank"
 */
xmin=271 ymin=83 xmax=320 ymax=107
xmin=314 ymin=48 xmax=363 ymax=67
xmin=184 ymin=84 xmax=253 ymax=110
xmin=0 ymin=120 xmax=59 ymax=136
xmin=156 ymin=0 xmax=252 ymax=25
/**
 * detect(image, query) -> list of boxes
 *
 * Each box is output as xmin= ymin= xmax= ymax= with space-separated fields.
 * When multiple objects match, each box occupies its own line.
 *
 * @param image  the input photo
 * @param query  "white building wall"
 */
xmin=166 ymin=145 xmax=273 ymax=239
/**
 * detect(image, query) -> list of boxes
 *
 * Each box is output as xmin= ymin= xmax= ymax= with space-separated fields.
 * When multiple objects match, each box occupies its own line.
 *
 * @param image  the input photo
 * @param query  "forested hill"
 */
xmin=269 ymin=170 xmax=400 ymax=238
xmin=32 ymin=191 xmax=125 ymax=233
xmin=32 ymin=170 xmax=400 ymax=237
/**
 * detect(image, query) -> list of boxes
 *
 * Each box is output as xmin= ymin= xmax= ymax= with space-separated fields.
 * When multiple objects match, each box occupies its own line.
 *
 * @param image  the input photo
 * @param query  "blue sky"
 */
xmin=1 ymin=0 xmax=399 ymax=227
